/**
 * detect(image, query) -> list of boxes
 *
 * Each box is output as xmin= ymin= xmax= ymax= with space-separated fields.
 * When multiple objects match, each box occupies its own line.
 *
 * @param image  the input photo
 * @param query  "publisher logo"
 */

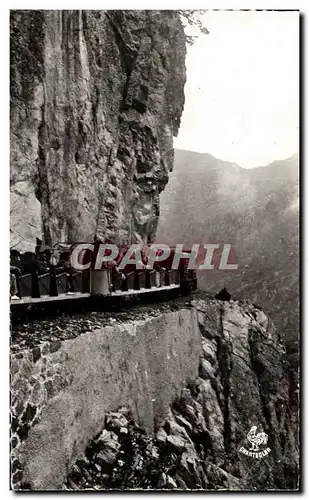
xmin=239 ymin=425 xmax=271 ymax=458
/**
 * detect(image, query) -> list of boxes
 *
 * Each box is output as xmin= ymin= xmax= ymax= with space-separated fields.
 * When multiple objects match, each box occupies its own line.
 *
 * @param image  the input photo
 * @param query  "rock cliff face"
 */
xmin=10 ymin=10 xmax=186 ymax=252
xmin=11 ymin=297 xmax=299 ymax=490
xmin=63 ymin=299 xmax=299 ymax=491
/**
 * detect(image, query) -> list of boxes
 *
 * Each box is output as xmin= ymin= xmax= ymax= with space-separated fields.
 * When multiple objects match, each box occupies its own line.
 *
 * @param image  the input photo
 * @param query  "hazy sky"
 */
xmin=174 ymin=10 xmax=299 ymax=168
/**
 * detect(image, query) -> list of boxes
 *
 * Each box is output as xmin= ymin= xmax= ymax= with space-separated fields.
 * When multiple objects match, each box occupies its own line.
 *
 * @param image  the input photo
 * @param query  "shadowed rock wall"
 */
xmin=10 ymin=10 xmax=186 ymax=252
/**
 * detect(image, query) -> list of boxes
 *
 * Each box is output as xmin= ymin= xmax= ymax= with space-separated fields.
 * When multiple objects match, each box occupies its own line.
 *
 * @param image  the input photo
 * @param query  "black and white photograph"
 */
xmin=9 ymin=7 xmax=300 ymax=492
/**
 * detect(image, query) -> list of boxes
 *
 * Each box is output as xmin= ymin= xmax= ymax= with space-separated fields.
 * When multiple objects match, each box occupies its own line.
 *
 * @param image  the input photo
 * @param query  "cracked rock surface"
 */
xmin=62 ymin=297 xmax=299 ymax=491
xmin=10 ymin=10 xmax=186 ymax=251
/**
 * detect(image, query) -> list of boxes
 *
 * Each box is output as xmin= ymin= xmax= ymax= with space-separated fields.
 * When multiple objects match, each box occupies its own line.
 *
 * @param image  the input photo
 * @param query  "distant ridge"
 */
xmin=157 ymin=149 xmax=299 ymax=369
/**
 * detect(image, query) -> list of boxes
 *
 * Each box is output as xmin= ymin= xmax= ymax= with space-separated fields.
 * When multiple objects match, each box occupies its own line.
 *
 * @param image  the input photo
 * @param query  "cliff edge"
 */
xmin=11 ymin=298 xmax=299 ymax=490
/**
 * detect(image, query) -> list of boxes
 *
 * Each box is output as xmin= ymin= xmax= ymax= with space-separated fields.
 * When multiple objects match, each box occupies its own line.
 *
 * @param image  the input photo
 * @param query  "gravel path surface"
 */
xmin=10 ymin=295 xmax=202 ymax=354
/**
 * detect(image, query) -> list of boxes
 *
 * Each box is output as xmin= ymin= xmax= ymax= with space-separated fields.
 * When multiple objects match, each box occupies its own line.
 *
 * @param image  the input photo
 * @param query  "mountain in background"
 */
xmin=157 ymin=149 xmax=299 ymax=370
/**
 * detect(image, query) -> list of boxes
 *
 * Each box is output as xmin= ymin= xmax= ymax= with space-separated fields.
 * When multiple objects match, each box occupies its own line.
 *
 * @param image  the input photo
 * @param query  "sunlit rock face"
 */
xmin=10 ymin=10 xmax=186 ymax=250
